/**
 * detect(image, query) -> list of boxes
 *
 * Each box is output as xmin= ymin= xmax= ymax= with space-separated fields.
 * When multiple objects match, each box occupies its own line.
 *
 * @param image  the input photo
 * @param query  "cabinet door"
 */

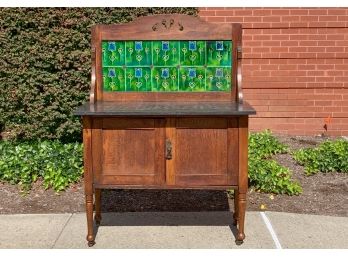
xmin=167 ymin=118 xmax=238 ymax=186
xmin=92 ymin=118 xmax=165 ymax=186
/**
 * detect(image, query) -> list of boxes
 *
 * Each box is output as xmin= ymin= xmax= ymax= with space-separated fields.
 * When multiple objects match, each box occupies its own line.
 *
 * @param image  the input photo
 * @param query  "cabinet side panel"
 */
xmin=92 ymin=118 xmax=103 ymax=183
xmin=228 ymin=118 xmax=239 ymax=185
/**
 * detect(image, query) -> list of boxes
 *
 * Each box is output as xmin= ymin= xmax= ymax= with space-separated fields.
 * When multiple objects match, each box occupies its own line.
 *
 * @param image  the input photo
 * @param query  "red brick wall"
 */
xmin=199 ymin=8 xmax=348 ymax=136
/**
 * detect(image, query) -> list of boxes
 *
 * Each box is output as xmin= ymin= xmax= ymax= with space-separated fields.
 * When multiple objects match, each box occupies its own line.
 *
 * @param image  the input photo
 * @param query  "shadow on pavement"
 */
xmin=93 ymin=210 xmax=238 ymax=242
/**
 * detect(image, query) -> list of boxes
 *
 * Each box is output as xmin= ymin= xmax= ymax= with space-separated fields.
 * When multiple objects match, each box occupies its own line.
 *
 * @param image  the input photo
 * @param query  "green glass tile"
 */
xmin=206 ymin=67 xmax=231 ymax=91
xmin=125 ymin=67 xmax=152 ymax=91
xmin=152 ymin=67 xmax=178 ymax=91
xmin=125 ymin=41 xmax=152 ymax=66
xmin=206 ymin=41 xmax=232 ymax=67
xmin=101 ymin=40 xmax=233 ymax=92
xmin=180 ymin=41 xmax=206 ymax=66
xmin=152 ymin=41 xmax=179 ymax=66
xmin=102 ymin=67 xmax=125 ymax=91
xmin=179 ymin=67 xmax=205 ymax=91
xmin=102 ymin=41 xmax=125 ymax=66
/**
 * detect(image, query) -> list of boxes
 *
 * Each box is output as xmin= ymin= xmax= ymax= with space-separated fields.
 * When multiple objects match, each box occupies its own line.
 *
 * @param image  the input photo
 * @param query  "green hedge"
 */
xmin=0 ymin=8 xmax=198 ymax=142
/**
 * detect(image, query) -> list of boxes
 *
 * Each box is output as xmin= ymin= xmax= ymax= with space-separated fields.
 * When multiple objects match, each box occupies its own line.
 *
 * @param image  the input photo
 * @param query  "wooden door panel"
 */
xmin=102 ymin=128 xmax=155 ymax=175
xmin=92 ymin=118 xmax=165 ymax=185
xmin=175 ymin=128 xmax=227 ymax=175
xmin=171 ymin=117 xmax=238 ymax=186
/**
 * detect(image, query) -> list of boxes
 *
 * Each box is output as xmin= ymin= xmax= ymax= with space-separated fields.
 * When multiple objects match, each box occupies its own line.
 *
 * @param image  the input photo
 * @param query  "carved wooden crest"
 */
xmin=152 ymin=18 xmax=184 ymax=31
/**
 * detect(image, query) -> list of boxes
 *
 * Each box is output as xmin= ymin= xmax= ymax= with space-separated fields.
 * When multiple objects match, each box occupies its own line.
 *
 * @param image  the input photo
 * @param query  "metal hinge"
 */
xmin=237 ymin=46 xmax=242 ymax=59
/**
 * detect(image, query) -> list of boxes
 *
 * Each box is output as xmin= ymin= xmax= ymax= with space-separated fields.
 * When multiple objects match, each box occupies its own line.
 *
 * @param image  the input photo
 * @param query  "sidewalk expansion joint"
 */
xmin=51 ymin=213 xmax=73 ymax=249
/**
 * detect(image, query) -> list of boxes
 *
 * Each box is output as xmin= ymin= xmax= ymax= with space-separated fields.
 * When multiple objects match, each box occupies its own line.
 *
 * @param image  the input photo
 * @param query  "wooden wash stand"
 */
xmin=74 ymin=14 xmax=256 ymax=247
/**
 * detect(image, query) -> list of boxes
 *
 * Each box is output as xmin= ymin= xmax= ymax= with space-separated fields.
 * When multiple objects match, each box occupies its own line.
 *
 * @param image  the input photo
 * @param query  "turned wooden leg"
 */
xmin=236 ymin=192 xmax=246 ymax=244
xmin=83 ymin=117 xmax=95 ymax=247
xmin=94 ymin=189 xmax=102 ymax=225
xmin=233 ymin=189 xmax=239 ymax=226
xmin=86 ymin=193 xmax=95 ymax=247
xmin=236 ymin=116 xmax=248 ymax=245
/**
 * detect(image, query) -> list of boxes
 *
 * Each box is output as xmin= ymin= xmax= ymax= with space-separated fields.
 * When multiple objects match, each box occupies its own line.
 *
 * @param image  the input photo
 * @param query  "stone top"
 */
xmin=74 ymin=101 xmax=256 ymax=116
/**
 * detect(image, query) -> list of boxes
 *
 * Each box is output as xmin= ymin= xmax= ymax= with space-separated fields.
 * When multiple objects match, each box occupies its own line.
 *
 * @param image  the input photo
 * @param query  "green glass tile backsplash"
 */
xmin=102 ymin=40 xmax=232 ymax=92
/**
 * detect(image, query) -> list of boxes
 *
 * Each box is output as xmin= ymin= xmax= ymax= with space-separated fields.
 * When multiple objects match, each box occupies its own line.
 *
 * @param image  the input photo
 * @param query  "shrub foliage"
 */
xmin=0 ymin=131 xmax=305 ymax=194
xmin=248 ymin=130 xmax=302 ymax=195
xmin=0 ymin=140 xmax=83 ymax=192
xmin=0 ymin=8 xmax=198 ymax=142
xmin=293 ymin=139 xmax=348 ymax=175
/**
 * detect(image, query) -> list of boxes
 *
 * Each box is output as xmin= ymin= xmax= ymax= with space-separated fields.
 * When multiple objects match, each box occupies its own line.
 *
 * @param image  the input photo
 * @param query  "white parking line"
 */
xmin=260 ymin=212 xmax=282 ymax=249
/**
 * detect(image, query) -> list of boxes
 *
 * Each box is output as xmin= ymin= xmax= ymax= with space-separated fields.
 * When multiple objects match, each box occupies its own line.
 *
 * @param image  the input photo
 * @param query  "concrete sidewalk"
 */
xmin=0 ymin=211 xmax=347 ymax=249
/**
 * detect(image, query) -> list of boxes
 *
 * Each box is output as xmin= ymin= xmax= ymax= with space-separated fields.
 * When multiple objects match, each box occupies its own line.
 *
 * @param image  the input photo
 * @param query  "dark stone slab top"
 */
xmin=74 ymin=101 xmax=256 ymax=117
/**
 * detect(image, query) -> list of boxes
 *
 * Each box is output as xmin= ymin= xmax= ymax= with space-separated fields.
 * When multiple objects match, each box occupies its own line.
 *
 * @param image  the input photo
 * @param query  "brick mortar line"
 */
xmin=199 ymin=23 xmax=348 ymax=30
xmin=241 ymin=58 xmax=348 ymax=60
xmin=250 ymin=117 xmax=348 ymax=118
xmin=212 ymin=26 xmax=348 ymax=29
xmin=244 ymin=88 xmax=348 ymax=89
xmin=249 ymin=114 xmax=348 ymax=116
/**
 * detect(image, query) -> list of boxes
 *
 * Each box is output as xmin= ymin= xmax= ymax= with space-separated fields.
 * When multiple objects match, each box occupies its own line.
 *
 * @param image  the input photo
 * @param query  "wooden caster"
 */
xmin=236 ymin=232 xmax=245 ymax=245
xmin=88 ymin=240 xmax=95 ymax=247
xmin=235 ymin=239 xmax=244 ymax=245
